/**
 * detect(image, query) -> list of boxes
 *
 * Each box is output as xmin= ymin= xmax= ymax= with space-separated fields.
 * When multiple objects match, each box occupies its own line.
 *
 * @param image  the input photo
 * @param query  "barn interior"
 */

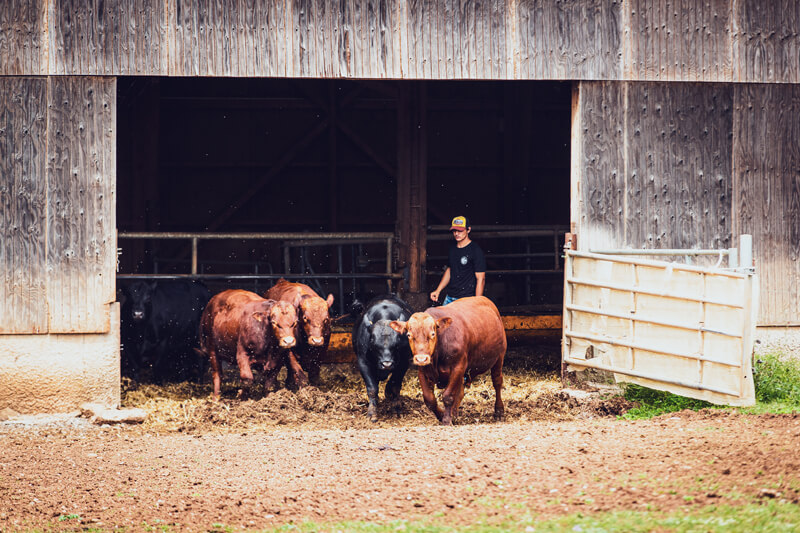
xmin=116 ymin=77 xmax=571 ymax=319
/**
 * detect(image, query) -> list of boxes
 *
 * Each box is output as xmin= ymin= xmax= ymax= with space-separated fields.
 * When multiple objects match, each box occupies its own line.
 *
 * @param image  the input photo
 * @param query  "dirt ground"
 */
xmin=2 ymin=344 xmax=800 ymax=532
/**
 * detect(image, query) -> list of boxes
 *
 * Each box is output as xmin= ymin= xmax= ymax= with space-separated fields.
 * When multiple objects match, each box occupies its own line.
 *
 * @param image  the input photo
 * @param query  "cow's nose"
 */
xmin=413 ymin=354 xmax=431 ymax=366
xmin=380 ymin=360 xmax=394 ymax=370
xmin=309 ymin=336 xmax=325 ymax=346
xmin=132 ymin=311 xmax=144 ymax=320
xmin=280 ymin=336 xmax=296 ymax=348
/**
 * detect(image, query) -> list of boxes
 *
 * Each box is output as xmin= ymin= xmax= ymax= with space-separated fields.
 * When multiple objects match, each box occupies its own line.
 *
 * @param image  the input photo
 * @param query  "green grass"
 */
xmin=753 ymin=353 xmax=800 ymax=404
xmin=620 ymin=383 xmax=720 ymax=419
xmin=249 ymin=501 xmax=800 ymax=532
xmin=620 ymin=352 xmax=800 ymax=420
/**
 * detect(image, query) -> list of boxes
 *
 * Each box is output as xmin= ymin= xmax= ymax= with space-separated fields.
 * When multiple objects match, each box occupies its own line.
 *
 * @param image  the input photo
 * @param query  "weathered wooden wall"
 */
xmin=0 ymin=78 xmax=48 ymax=333
xmin=2 ymin=0 xmax=799 ymax=82
xmin=577 ymin=81 xmax=732 ymax=252
xmin=734 ymin=84 xmax=800 ymax=326
xmin=577 ymin=81 xmax=800 ymax=325
xmin=0 ymin=77 xmax=116 ymax=334
xmin=0 ymin=0 xmax=46 ymax=75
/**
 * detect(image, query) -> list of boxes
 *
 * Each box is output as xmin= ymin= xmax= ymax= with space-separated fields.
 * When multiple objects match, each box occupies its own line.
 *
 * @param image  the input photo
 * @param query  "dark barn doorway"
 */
xmin=116 ymin=78 xmax=571 ymax=314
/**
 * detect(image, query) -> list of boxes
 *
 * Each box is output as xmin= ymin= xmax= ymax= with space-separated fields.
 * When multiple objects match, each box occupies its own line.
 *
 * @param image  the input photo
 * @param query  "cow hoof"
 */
xmin=494 ymin=412 xmax=505 ymax=422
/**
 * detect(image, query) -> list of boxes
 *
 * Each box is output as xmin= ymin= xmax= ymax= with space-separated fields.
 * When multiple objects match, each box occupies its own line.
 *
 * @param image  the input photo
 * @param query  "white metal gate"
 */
xmin=562 ymin=245 xmax=758 ymax=406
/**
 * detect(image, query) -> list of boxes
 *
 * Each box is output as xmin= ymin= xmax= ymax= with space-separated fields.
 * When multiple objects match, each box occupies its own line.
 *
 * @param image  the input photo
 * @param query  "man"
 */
xmin=430 ymin=216 xmax=487 ymax=305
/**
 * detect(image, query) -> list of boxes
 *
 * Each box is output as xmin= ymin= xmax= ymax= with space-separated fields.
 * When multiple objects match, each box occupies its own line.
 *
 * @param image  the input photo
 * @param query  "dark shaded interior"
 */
xmin=117 ymin=78 xmax=570 ymax=313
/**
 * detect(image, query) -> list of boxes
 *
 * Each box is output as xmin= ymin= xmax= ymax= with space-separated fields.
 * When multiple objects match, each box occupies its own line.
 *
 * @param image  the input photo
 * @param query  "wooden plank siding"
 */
xmin=0 ymin=78 xmax=48 ymax=333
xmin=576 ymin=81 xmax=626 ymax=249
xmin=627 ymin=0 xmax=732 ymax=82
xmin=45 ymin=77 xmax=116 ymax=333
xmin=49 ymin=0 xmax=167 ymax=75
xmin=733 ymin=84 xmax=800 ymax=325
xmin=0 ymin=0 xmax=47 ymax=75
xmin=515 ymin=0 xmax=622 ymax=81
xmin=0 ymin=0 xmax=791 ymax=81
xmin=577 ymin=81 xmax=732 ymax=254
xmin=577 ymin=80 xmax=800 ymax=325
xmin=733 ymin=0 xmax=800 ymax=83
xmin=0 ymin=77 xmax=115 ymax=335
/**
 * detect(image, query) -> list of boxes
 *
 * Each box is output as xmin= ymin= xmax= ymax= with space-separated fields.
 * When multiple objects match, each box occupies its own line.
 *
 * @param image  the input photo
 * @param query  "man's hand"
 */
xmin=430 ymin=290 xmax=441 ymax=302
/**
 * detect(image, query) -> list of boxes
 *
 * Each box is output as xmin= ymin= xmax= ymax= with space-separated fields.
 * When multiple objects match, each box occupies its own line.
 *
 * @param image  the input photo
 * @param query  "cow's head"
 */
xmin=127 ymin=281 xmax=157 ymax=322
xmin=364 ymin=318 xmax=404 ymax=371
xmin=390 ymin=312 xmax=452 ymax=367
xmin=269 ymin=300 xmax=298 ymax=349
xmin=295 ymin=293 xmax=334 ymax=346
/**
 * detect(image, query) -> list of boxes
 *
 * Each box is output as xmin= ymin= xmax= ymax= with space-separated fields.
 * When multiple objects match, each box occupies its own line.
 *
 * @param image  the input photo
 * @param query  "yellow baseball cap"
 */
xmin=450 ymin=216 xmax=470 ymax=231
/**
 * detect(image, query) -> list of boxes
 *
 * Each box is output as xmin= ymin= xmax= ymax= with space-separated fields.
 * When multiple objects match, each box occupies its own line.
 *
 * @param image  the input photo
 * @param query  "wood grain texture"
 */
xmin=46 ymin=77 xmax=116 ymax=333
xmin=578 ymin=81 xmax=732 ymax=254
xmin=49 ymin=0 xmax=166 ymax=75
xmin=627 ymin=0 xmax=731 ymax=82
xmin=0 ymin=0 xmax=46 ymax=75
xmin=0 ymin=78 xmax=48 ymax=333
xmin=1 ymin=0 xmax=798 ymax=81
xmin=733 ymin=0 xmax=800 ymax=83
xmin=625 ymin=83 xmax=732 ymax=251
xmin=733 ymin=84 xmax=800 ymax=325
xmin=579 ymin=82 xmax=626 ymax=249
xmin=516 ymin=0 xmax=622 ymax=80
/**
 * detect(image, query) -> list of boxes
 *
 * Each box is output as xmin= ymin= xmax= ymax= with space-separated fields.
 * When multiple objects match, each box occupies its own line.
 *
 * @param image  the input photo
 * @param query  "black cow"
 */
xmin=352 ymin=295 xmax=413 ymax=422
xmin=118 ymin=280 xmax=212 ymax=383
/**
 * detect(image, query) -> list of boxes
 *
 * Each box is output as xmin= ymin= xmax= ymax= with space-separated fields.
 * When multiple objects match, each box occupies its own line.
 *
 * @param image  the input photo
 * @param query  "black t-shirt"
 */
xmin=447 ymin=241 xmax=486 ymax=298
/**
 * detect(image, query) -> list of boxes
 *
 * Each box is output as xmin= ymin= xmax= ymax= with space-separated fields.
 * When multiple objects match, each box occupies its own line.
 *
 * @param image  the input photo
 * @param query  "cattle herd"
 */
xmin=117 ymin=279 xmax=507 ymax=425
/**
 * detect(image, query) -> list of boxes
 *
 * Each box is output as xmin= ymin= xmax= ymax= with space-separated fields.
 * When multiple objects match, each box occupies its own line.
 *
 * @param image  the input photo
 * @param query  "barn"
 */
xmin=1 ymin=0 xmax=798 ymax=413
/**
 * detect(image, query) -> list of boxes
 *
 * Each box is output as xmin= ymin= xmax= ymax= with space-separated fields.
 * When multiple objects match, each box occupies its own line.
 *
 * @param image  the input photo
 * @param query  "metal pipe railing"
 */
xmin=117 ymin=231 xmax=397 ymax=295
xmin=425 ymin=225 xmax=569 ymax=278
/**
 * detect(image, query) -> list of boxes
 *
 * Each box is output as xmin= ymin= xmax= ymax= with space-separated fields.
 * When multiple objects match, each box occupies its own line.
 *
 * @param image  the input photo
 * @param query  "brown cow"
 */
xmin=198 ymin=289 xmax=300 ymax=400
xmin=390 ymin=296 xmax=506 ymax=425
xmin=264 ymin=279 xmax=334 ymax=386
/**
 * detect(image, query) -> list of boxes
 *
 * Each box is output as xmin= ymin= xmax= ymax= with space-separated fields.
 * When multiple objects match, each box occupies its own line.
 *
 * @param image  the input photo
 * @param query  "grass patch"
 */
xmin=619 ymin=384 xmax=719 ymax=420
xmin=619 ymin=352 xmax=800 ymax=420
xmin=752 ymin=353 xmax=800 ymax=405
xmin=527 ymin=500 xmax=800 ymax=533
xmin=256 ymin=501 xmax=800 ymax=532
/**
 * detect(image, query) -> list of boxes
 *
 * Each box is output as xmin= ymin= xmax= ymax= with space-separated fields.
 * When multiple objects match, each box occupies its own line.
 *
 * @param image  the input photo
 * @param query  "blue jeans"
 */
xmin=443 ymin=295 xmax=459 ymax=305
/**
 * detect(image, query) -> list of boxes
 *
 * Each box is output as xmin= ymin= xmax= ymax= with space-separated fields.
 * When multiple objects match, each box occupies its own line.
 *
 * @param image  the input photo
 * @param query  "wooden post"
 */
xmin=396 ymin=82 xmax=428 ymax=309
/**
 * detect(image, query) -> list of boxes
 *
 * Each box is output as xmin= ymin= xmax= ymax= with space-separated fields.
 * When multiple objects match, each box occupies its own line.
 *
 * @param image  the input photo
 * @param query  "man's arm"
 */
xmin=430 ymin=268 xmax=451 ymax=302
xmin=475 ymin=272 xmax=485 ymax=297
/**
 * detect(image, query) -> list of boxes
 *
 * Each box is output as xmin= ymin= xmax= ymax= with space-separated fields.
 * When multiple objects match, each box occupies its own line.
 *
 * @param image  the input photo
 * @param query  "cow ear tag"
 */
xmin=253 ymin=312 xmax=266 ymax=323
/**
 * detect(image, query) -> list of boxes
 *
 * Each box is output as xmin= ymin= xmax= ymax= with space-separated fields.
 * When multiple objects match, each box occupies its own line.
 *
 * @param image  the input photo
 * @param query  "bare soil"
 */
xmin=2 ymin=344 xmax=800 ymax=532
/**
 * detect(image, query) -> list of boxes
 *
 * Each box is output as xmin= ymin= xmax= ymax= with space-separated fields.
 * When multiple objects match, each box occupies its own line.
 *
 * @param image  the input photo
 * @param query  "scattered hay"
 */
xmin=121 ymin=346 xmax=631 ymax=433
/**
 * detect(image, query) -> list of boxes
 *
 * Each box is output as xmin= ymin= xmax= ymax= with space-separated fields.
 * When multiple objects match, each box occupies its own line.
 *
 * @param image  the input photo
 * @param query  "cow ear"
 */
xmin=436 ymin=317 xmax=453 ymax=332
xmin=253 ymin=312 xmax=268 ymax=323
xmin=326 ymin=293 xmax=334 ymax=308
xmin=389 ymin=320 xmax=407 ymax=334
xmin=292 ymin=293 xmax=303 ymax=308
xmin=363 ymin=317 xmax=373 ymax=329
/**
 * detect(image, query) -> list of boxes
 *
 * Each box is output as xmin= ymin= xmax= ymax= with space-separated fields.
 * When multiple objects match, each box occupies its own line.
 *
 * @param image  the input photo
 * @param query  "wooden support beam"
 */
xmin=396 ymin=82 xmax=428 ymax=302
